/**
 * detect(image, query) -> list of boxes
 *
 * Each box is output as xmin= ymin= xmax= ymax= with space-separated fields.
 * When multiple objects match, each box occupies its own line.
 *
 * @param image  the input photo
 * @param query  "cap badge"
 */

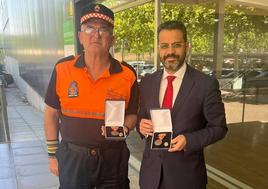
xmin=94 ymin=5 xmax=101 ymax=12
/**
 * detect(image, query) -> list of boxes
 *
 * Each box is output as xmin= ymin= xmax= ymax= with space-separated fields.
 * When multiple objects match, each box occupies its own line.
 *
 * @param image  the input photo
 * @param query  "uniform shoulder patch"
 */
xmin=56 ymin=55 xmax=75 ymax=65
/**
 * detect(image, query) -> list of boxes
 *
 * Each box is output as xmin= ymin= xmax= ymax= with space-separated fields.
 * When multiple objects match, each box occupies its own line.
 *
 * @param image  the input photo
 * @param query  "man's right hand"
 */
xmin=49 ymin=158 xmax=59 ymax=176
xmin=139 ymin=119 xmax=154 ymax=138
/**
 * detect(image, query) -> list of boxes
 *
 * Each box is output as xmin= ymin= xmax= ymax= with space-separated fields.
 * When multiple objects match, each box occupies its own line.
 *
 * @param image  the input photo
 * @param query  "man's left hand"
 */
xmin=168 ymin=135 xmax=187 ymax=152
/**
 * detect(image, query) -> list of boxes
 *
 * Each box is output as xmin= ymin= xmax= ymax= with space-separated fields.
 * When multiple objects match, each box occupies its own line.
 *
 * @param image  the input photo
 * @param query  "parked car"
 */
xmin=202 ymin=66 xmax=213 ymax=76
xmin=224 ymin=58 xmax=235 ymax=65
xmin=127 ymin=61 xmax=145 ymax=76
xmin=127 ymin=61 xmax=145 ymax=69
xmin=140 ymin=64 xmax=155 ymax=77
xmin=244 ymin=70 xmax=268 ymax=88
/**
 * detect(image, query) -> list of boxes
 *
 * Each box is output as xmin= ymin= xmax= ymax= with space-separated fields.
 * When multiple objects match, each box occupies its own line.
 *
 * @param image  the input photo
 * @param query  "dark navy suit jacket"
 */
xmin=137 ymin=65 xmax=228 ymax=189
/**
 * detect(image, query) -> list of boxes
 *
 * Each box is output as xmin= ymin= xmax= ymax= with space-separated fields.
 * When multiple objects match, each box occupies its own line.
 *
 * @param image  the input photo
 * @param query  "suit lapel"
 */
xmin=172 ymin=65 xmax=195 ymax=115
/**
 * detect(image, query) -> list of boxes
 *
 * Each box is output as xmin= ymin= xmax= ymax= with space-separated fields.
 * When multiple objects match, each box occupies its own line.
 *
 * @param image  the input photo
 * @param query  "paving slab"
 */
xmin=0 ymin=178 xmax=17 ymax=189
xmin=17 ymin=174 xmax=59 ymax=189
xmin=13 ymin=154 xmax=48 ymax=166
xmin=0 ymin=167 xmax=15 ymax=179
xmin=15 ymin=164 xmax=50 ymax=176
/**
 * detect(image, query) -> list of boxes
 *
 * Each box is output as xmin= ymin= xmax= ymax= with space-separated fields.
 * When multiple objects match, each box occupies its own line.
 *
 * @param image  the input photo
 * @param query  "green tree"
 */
xmin=224 ymin=5 xmax=268 ymax=70
xmin=114 ymin=3 xmax=154 ymax=59
xmin=114 ymin=2 xmax=267 ymax=65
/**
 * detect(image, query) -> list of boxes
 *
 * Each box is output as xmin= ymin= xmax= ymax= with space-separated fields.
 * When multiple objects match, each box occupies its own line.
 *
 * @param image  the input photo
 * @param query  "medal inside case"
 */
xmin=150 ymin=109 xmax=173 ymax=149
xmin=105 ymin=126 xmax=126 ymax=139
xmin=105 ymin=100 xmax=126 ymax=140
xmin=151 ymin=131 xmax=172 ymax=149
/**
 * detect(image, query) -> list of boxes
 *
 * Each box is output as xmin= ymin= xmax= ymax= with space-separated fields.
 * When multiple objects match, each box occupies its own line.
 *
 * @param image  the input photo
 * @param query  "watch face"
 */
xmin=119 ymin=132 xmax=123 ymax=137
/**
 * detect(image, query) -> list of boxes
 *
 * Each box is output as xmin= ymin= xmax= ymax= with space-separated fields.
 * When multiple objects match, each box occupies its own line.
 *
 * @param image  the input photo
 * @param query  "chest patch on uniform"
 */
xmin=68 ymin=81 xmax=79 ymax=97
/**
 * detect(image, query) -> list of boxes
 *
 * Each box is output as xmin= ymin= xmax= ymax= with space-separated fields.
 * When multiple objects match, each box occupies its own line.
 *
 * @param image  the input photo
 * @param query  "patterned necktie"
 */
xmin=162 ymin=76 xmax=176 ymax=109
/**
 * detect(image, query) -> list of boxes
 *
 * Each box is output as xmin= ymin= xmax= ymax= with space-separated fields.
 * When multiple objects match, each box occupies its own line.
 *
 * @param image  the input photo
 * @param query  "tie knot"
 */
xmin=167 ymin=76 xmax=176 ymax=83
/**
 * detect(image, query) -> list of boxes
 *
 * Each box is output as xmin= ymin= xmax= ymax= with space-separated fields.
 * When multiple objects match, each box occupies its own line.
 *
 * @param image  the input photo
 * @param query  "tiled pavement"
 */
xmin=0 ymin=85 xmax=143 ymax=189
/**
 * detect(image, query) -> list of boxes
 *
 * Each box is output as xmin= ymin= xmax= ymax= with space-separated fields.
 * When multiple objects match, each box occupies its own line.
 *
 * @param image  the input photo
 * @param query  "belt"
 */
xmin=64 ymin=142 xmax=100 ymax=156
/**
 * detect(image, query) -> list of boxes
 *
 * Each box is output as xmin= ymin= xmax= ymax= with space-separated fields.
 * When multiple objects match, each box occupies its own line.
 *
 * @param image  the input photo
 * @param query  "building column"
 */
xmin=213 ymin=0 xmax=225 ymax=78
xmin=154 ymin=0 xmax=161 ymax=70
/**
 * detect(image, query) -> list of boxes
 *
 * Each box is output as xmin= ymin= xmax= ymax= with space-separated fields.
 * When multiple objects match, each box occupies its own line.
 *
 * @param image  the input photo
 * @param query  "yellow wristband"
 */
xmin=46 ymin=140 xmax=59 ymax=157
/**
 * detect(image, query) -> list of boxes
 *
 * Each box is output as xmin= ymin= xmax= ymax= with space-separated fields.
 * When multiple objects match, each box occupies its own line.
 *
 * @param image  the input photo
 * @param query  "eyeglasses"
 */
xmin=81 ymin=26 xmax=112 ymax=36
xmin=159 ymin=42 xmax=185 ymax=50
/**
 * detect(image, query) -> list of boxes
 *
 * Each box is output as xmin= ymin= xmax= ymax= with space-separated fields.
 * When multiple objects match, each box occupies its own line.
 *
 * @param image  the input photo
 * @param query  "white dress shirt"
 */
xmin=159 ymin=63 xmax=187 ymax=107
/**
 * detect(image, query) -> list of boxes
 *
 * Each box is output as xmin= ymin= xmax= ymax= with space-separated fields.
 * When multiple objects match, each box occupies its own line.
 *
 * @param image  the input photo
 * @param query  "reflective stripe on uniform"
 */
xmin=61 ymin=108 xmax=104 ymax=119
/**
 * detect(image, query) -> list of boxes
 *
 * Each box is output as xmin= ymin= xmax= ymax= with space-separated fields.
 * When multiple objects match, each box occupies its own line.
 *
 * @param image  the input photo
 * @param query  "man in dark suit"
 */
xmin=137 ymin=20 xmax=228 ymax=189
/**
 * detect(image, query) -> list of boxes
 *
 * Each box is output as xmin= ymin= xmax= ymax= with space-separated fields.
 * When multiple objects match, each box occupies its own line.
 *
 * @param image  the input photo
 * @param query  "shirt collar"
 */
xmin=162 ymin=62 xmax=187 ymax=80
xmin=74 ymin=53 xmax=122 ymax=74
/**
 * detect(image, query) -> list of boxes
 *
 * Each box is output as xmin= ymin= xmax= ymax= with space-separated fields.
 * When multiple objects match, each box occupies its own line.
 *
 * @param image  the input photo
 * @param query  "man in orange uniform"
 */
xmin=44 ymin=3 xmax=138 ymax=189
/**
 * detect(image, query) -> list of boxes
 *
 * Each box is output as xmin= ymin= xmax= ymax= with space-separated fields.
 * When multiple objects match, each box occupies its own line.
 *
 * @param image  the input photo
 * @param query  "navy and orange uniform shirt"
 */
xmin=45 ymin=53 xmax=138 ymax=145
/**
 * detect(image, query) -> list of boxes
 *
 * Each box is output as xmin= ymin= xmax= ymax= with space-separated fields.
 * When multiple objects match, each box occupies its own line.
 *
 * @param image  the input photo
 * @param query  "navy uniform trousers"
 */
xmin=56 ymin=140 xmax=130 ymax=189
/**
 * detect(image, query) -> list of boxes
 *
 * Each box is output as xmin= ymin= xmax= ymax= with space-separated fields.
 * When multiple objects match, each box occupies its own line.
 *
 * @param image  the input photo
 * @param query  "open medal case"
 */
xmin=150 ymin=109 xmax=173 ymax=149
xmin=105 ymin=100 xmax=126 ymax=140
